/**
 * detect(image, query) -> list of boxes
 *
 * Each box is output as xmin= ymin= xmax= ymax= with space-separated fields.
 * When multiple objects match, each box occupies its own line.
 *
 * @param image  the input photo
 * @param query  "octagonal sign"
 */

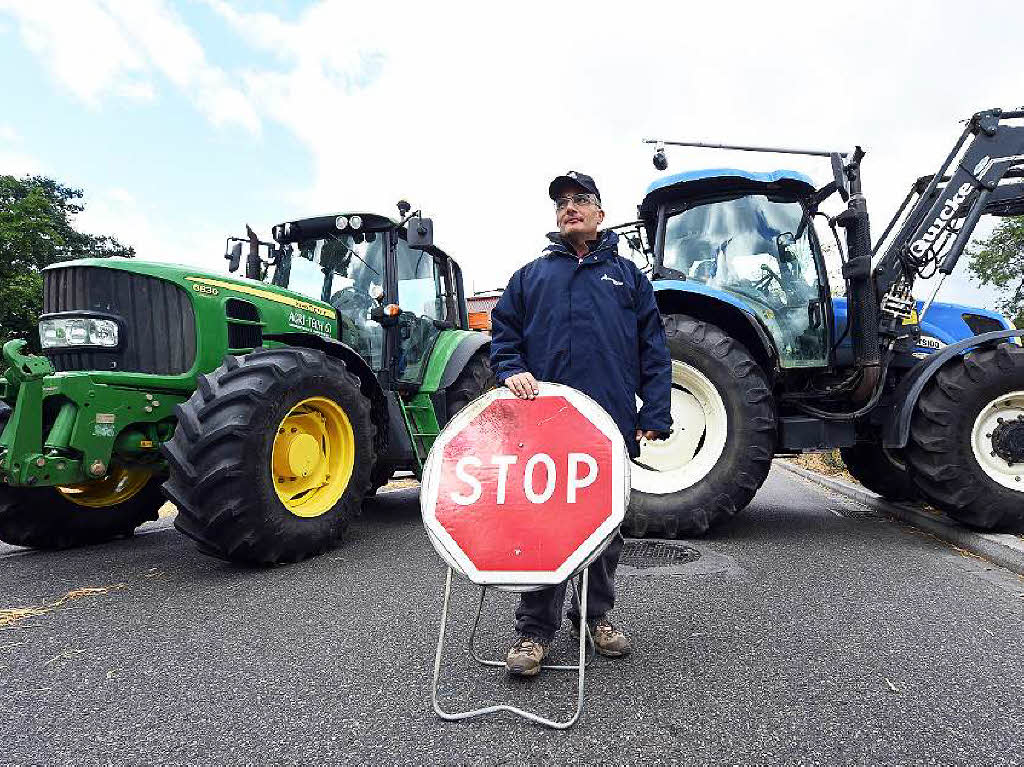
xmin=421 ymin=382 xmax=630 ymax=587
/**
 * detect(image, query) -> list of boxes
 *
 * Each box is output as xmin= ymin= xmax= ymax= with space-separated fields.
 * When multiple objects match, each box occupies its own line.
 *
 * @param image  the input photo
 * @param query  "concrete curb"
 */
xmin=777 ymin=460 xmax=1024 ymax=577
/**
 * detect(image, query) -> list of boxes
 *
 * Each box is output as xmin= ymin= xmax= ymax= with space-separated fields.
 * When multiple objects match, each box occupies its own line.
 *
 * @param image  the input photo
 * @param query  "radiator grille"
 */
xmin=43 ymin=266 xmax=197 ymax=375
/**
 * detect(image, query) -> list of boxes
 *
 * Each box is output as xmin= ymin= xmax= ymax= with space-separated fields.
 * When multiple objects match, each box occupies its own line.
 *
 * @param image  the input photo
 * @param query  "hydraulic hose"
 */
xmin=787 ymin=344 xmax=894 ymax=422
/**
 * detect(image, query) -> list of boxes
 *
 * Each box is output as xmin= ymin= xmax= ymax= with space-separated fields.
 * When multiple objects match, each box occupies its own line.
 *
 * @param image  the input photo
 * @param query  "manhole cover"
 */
xmin=620 ymin=540 xmax=700 ymax=569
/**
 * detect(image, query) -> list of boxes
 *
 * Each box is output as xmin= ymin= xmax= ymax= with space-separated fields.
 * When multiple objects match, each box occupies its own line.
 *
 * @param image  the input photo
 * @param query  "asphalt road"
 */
xmin=2 ymin=466 xmax=1023 ymax=765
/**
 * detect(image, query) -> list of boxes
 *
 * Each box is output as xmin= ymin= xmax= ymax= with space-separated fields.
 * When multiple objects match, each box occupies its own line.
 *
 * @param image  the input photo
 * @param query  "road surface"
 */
xmin=2 ymin=467 xmax=1022 ymax=764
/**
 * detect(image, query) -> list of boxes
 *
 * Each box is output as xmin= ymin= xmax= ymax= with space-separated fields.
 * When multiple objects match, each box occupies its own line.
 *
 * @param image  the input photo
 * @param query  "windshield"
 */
xmin=663 ymin=195 xmax=827 ymax=367
xmin=271 ymin=232 xmax=386 ymax=369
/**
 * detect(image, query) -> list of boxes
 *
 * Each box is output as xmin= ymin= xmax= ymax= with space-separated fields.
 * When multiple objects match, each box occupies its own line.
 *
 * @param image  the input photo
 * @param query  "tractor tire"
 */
xmin=0 ymin=470 xmax=164 ymax=549
xmin=445 ymin=349 xmax=496 ymax=421
xmin=840 ymin=443 xmax=919 ymax=502
xmin=905 ymin=342 xmax=1024 ymax=529
xmin=162 ymin=348 xmax=376 ymax=565
xmin=625 ymin=315 xmax=776 ymax=538
xmin=368 ymin=463 xmax=395 ymax=495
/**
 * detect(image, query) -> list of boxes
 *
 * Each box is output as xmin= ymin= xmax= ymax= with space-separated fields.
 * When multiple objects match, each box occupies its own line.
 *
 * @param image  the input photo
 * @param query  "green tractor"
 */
xmin=0 ymin=205 xmax=493 ymax=564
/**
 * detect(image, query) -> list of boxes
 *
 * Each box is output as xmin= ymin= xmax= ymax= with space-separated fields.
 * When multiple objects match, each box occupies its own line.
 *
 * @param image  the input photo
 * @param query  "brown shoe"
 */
xmin=505 ymin=636 xmax=548 ymax=676
xmin=573 ymin=617 xmax=632 ymax=657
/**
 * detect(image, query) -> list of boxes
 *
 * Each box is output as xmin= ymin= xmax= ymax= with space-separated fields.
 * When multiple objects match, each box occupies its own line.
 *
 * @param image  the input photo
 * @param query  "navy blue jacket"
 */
xmin=489 ymin=230 xmax=672 ymax=458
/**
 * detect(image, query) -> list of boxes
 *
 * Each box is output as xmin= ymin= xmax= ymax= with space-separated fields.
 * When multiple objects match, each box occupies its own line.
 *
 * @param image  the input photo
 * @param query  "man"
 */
xmin=489 ymin=171 xmax=672 ymax=676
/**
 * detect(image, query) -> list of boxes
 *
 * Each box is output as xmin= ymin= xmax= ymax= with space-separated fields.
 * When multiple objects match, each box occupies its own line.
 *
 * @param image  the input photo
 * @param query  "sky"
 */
xmin=1 ymin=0 xmax=1022 ymax=307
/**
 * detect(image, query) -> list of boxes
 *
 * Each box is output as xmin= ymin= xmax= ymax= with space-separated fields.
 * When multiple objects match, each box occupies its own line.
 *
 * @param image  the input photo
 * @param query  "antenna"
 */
xmin=643 ymin=138 xmax=848 ymax=159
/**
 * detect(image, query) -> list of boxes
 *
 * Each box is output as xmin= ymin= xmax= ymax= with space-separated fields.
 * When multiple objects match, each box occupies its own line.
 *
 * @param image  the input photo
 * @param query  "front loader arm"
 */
xmin=874 ymin=109 xmax=1024 ymax=300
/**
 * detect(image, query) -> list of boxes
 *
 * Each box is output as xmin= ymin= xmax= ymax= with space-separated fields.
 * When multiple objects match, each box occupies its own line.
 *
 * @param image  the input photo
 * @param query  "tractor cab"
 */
xmin=636 ymin=169 xmax=832 ymax=369
xmin=225 ymin=208 xmax=468 ymax=387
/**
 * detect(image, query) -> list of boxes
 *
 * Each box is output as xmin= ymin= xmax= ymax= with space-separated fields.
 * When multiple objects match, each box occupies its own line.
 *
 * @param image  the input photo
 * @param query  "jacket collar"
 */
xmin=543 ymin=229 xmax=619 ymax=262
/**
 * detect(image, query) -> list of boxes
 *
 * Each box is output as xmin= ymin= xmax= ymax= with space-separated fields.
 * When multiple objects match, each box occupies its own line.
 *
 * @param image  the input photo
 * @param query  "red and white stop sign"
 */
xmin=421 ymin=382 xmax=630 ymax=587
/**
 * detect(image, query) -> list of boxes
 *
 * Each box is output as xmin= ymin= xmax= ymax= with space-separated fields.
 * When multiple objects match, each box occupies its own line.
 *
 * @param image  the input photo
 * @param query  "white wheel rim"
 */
xmin=971 ymin=390 xmax=1024 ymax=490
xmin=631 ymin=361 xmax=728 ymax=494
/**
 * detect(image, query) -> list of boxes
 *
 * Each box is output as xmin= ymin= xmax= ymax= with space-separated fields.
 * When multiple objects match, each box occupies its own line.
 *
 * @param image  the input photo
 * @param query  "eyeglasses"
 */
xmin=554 ymin=193 xmax=600 ymax=211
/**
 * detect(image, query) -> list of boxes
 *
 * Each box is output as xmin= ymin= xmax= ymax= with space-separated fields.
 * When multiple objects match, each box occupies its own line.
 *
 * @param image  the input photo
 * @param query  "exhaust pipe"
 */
xmin=836 ymin=155 xmax=882 ymax=403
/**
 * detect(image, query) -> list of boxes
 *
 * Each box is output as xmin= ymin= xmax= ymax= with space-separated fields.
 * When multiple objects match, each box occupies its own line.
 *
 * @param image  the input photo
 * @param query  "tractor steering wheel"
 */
xmin=331 ymin=286 xmax=374 ymax=314
xmin=754 ymin=263 xmax=784 ymax=292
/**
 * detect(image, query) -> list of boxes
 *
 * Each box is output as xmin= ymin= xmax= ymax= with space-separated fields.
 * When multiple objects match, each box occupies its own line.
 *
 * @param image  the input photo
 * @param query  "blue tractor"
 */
xmin=619 ymin=109 xmax=1024 ymax=537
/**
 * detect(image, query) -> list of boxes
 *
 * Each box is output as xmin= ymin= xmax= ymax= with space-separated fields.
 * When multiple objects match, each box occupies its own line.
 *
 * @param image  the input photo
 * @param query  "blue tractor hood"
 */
xmin=639 ymin=168 xmax=816 ymax=220
xmin=832 ymin=296 xmax=1013 ymax=362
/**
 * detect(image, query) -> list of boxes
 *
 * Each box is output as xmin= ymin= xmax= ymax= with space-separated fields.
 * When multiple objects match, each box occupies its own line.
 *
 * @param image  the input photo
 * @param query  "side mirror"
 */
xmin=408 ymin=217 xmax=434 ymax=249
xmin=831 ymin=152 xmax=850 ymax=202
xmin=225 ymin=242 xmax=243 ymax=272
xmin=776 ymin=232 xmax=797 ymax=262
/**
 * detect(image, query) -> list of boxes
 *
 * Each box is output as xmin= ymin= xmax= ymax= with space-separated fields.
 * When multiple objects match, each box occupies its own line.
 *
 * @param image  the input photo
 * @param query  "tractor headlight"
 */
xmin=335 ymin=215 xmax=348 ymax=230
xmin=39 ymin=317 xmax=119 ymax=349
xmin=348 ymin=215 xmax=362 ymax=230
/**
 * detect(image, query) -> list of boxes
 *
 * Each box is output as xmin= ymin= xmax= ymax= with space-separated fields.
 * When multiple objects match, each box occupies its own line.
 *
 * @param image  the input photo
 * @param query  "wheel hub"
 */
xmin=631 ymin=360 xmax=728 ymax=494
xmin=971 ymin=390 xmax=1024 ymax=490
xmin=273 ymin=431 xmax=322 ymax=478
xmin=991 ymin=419 xmax=1024 ymax=464
xmin=272 ymin=396 xmax=355 ymax=518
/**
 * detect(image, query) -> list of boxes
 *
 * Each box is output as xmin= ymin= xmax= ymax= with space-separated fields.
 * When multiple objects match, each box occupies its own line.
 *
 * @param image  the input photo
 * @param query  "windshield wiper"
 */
xmin=325 ymin=234 xmax=380 ymax=276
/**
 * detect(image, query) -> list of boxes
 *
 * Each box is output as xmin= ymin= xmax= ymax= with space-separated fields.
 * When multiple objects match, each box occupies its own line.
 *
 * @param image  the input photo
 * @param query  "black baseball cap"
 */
xmin=548 ymin=171 xmax=601 ymax=204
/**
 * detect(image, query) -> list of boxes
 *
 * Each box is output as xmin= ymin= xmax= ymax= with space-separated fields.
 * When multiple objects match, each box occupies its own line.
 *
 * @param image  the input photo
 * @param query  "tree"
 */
xmin=0 ymin=175 xmax=134 ymax=345
xmin=968 ymin=216 xmax=1024 ymax=327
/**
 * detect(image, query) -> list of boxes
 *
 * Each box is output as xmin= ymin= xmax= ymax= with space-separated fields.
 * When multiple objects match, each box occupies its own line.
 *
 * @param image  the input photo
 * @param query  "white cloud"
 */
xmin=0 ymin=123 xmax=41 ymax=176
xmin=5 ymin=0 xmax=1024 ymax=314
xmin=99 ymin=0 xmax=258 ymax=132
xmin=76 ymin=185 xmax=226 ymax=270
xmin=0 ymin=0 xmax=148 ymax=106
xmin=0 ymin=0 xmax=257 ymax=131
xmin=193 ymin=0 xmax=1024 ymax=309
xmin=0 ymin=149 xmax=41 ymax=178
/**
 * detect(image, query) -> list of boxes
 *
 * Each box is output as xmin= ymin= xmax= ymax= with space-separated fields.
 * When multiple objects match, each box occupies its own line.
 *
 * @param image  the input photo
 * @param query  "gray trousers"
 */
xmin=514 ymin=531 xmax=624 ymax=643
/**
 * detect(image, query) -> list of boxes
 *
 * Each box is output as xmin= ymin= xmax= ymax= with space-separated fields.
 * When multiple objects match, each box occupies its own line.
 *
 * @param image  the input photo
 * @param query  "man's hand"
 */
xmin=504 ymin=372 xmax=540 ymax=400
xmin=636 ymin=429 xmax=667 ymax=443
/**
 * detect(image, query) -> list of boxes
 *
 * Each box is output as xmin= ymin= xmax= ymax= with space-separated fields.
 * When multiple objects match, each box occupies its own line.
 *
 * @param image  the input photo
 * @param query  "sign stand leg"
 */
xmin=468 ymin=581 xmax=594 ymax=670
xmin=431 ymin=567 xmax=591 ymax=729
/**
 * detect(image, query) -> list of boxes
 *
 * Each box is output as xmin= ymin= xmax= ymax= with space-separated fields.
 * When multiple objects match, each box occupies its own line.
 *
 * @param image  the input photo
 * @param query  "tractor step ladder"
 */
xmin=396 ymin=395 xmax=437 ymax=476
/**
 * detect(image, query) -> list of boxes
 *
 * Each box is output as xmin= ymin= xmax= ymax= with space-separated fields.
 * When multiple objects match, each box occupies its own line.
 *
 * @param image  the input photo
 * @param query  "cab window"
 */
xmin=395 ymin=237 xmax=450 ymax=382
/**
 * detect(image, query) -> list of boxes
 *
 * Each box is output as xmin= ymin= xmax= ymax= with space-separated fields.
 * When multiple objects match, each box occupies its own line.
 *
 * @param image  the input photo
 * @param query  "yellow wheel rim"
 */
xmin=58 ymin=466 xmax=151 ymax=508
xmin=272 ymin=396 xmax=355 ymax=518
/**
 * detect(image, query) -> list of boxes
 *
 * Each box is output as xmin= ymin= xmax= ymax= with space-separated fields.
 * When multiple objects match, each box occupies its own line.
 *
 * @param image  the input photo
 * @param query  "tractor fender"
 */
xmin=882 ymin=328 xmax=1024 ymax=449
xmin=652 ymin=280 xmax=778 ymax=374
xmin=437 ymin=333 xmax=490 ymax=390
xmin=262 ymin=332 xmax=389 ymax=449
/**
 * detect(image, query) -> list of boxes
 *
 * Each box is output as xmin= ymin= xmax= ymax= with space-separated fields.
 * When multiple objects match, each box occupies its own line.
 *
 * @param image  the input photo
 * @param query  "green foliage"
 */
xmin=968 ymin=216 xmax=1024 ymax=327
xmin=0 ymin=175 xmax=134 ymax=344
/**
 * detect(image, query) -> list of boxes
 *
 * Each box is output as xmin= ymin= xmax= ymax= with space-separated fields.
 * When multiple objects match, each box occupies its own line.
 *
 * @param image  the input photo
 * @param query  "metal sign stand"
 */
xmin=421 ymin=383 xmax=630 ymax=730
xmin=430 ymin=567 xmax=595 ymax=730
